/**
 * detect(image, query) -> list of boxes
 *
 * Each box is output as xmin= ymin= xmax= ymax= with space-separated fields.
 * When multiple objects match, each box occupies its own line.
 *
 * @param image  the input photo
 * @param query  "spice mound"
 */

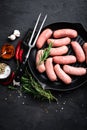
xmin=0 ymin=63 xmax=11 ymax=79
xmin=1 ymin=43 xmax=15 ymax=59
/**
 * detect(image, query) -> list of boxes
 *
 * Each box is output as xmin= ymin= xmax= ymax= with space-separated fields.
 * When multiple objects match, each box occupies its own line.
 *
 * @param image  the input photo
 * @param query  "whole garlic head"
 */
xmin=8 ymin=34 xmax=16 ymax=40
xmin=13 ymin=30 xmax=20 ymax=37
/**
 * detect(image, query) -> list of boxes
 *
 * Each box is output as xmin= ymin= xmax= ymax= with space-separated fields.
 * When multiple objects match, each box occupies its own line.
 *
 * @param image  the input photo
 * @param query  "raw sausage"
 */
xmin=53 ymin=55 xmax=76 ymax=64
xmin=83 ymin=42 xmax=87 ymax=63
xmin=63 ymin=65 xmax=86 ymax=76
xmin=45 ymin=57 xmax=57 ymax=81
xmin=53 ymin=29 xmax=78 ymax=38
xmin=54 ymin=64 xmax=72 ymax=84
xmin=36 ymin=28 xmax=53 ymax=49
xmin=47 ymin=37 xmax=71 ymax=47
xmin=71 ymin=41 xmax=85 ymax=63
xmin=50 ymin=46 xmax=68 ymax=56
xmin=36 ymin=50 xmax=46 ymax=73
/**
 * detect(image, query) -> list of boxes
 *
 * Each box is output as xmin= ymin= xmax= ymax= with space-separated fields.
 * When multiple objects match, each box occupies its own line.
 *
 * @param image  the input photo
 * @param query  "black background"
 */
xmin=0 ymin=0 xmax=87 ymax=130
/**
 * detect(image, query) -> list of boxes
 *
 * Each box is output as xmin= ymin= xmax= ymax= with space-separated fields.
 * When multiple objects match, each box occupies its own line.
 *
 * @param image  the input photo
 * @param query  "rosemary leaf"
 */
xmin=38 ymin=42 xmax=52 ymax=65
xmin=8 ymin=85 xmax=17 ymax=90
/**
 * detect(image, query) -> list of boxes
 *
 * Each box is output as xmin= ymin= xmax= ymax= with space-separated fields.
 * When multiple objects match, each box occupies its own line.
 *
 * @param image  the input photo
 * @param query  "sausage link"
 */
xmin=54 ymin=64 xmax=72 ymax=84
xmin=45 ymin=57 xmax=57 ymax=81
xmin=83 ymin=42 xmax=87 ymax=63
xmin=36 ymin=28 xmax=53 ymax=49
xmin=53 ymin=55 xmax=76 ymax=64
xmin=53 ymin=29 xmax=78 ymax=38
xmin=50 ymin=46 xmax=68 ymax=56
xmin=63 ymin=65 xmax=86 ymax=76
xmin=36 ymin=50 xmax=46 ymax=73
xmin=47 ymin=37 xmax=71 ymax=47
xmin=71 ymin=41 xmax=85 ymax=63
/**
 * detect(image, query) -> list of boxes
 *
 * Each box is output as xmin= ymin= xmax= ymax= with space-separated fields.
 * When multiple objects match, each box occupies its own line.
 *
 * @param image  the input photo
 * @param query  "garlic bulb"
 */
xmin=8 ymin=34 xmax=16 ymax=40
xmin=13 ymin=30 xmax=20 ymax=37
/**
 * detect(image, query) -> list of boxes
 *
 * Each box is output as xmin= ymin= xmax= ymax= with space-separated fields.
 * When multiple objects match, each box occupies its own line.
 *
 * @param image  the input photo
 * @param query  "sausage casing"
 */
xmin=53 ymin=55 xmax=76 ymax=64
xmin=54 ymin=64 xmax=72 ymax=84
xmin=53 ymin=29 xmax=78 ymax=38
xmin=50 ymin=46 xmax=68 ymax=56
xmin=36 ymin=28 xmax=53 ymax=49
xmin=71 ymin=41 xmax=85 ymax=63
xmin=36 ymin=50 xmax=46 ymax=73
xmin=45 ymin=57 xmax=57 ymax=81
xmin=47 ymin=37 xmax=71 ymax=47
xmin=63 ymin=65 xmax=86 ymax=76
xmin=83 ymin=42 xmax=87 ymax=63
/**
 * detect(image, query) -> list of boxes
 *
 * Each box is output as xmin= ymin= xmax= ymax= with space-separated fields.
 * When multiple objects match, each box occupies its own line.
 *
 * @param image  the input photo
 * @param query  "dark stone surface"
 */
xmin=0 ymin=0 xmax=87 ymax=130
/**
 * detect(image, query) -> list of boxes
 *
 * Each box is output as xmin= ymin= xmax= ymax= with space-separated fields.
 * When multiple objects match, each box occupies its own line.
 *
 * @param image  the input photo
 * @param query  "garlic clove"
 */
xmin=8 ymin=34 xmax=16 ymax=40
xmin=13 ymin=30 xmax=20 ymax=37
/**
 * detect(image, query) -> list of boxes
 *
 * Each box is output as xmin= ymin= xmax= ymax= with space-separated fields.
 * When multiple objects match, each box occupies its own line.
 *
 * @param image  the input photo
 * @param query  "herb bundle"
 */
xmin=21 ymin=70 xmax=57 ymax=101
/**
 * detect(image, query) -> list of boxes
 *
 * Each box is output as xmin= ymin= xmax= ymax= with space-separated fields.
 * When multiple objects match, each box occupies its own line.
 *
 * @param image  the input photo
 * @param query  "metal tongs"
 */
xmin=13 ymin=13 xmax=47 ymax=86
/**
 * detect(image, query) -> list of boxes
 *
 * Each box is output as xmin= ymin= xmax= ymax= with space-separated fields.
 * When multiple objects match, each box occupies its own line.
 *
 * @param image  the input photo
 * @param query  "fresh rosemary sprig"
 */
xmin=21 ymin=70 xmax=57 ymax=102
xmin=38 ymin=42 xmax=53 ymax=65
xmin=8 ymin=69 xmax=57 ymax=101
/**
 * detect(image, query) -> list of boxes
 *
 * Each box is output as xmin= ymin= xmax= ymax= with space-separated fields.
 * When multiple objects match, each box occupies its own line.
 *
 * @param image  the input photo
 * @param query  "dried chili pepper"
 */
xmin=15 ymin=40 xmax=22 ymax=60
xmin=19 ymin=49 xmax=24 ymax=63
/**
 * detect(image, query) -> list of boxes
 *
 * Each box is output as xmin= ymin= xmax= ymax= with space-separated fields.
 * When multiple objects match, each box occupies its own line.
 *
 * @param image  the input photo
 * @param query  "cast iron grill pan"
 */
xmin=28 ymin=22 xmax=87 ymax=91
